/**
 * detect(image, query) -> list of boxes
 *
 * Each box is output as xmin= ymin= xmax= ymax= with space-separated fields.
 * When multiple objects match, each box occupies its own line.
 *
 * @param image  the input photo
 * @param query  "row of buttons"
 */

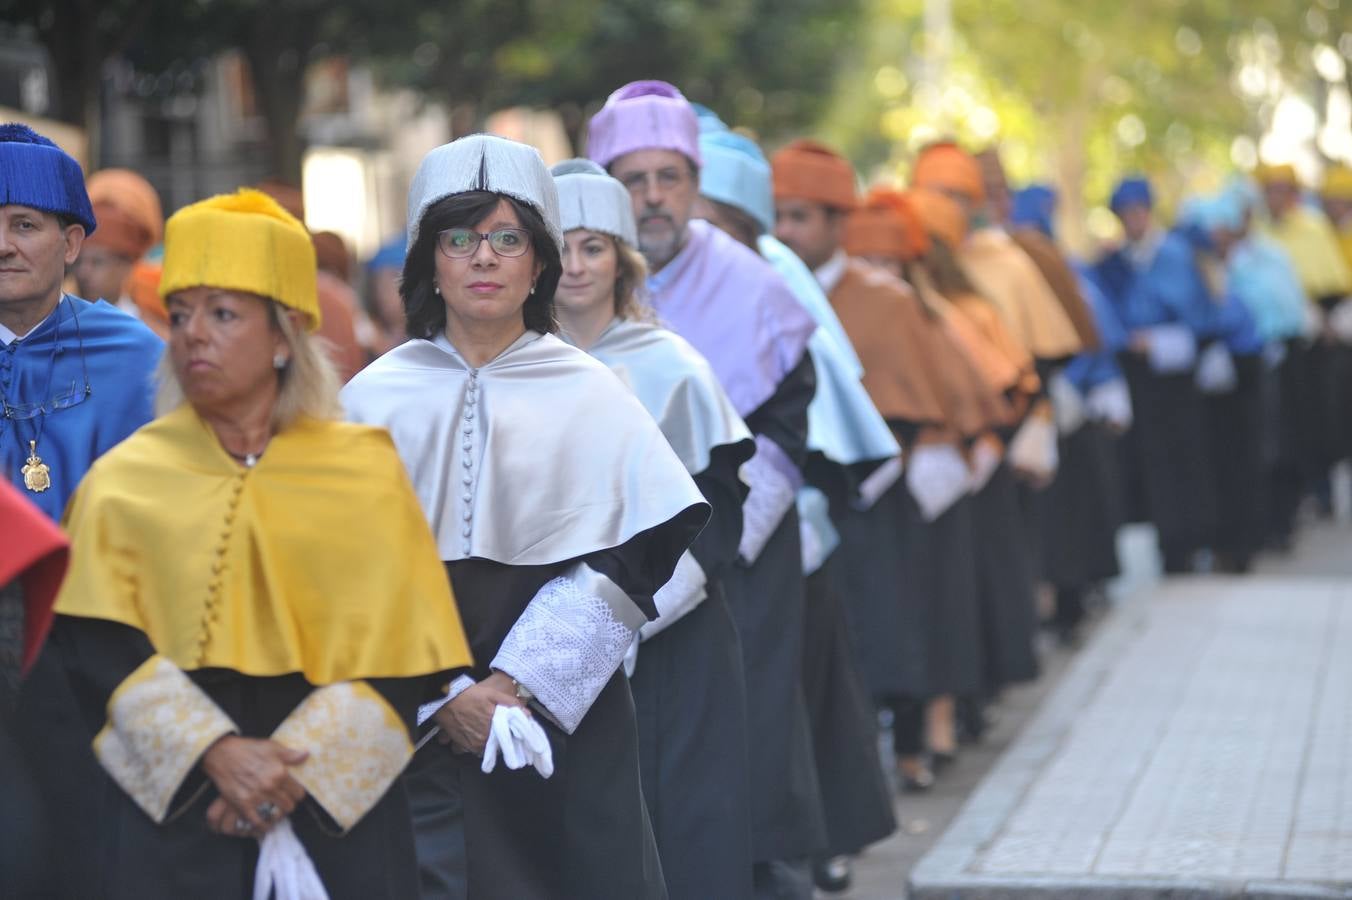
xmin=460 ymin=372 xmax=478 ymax=557
xmin=194 ymin=473 xmax=247 ymax=666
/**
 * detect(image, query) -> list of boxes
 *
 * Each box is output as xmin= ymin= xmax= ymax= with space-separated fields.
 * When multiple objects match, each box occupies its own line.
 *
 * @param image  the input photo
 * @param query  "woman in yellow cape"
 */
xmin=23 ymin=189 xmax=471 ymax=900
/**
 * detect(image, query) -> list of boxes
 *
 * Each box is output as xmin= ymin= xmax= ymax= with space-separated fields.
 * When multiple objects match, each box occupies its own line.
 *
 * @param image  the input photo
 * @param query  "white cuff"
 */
xmin=1048 ymin=372 xmax=1087 ymax=435
xmin=1086 ymin=378 xmax=1133 ymax=429
xmin=968 ymin=438 xmax=1002 ymax=493
xmin=1007 ymin=416 xmax=1059 ymax=481
xmin=638 ymin=551 xmax=707 ymax=642
xmin=855 ymin=456 xmax=904 ymax=510
xmin=797 ymin=486 xmax=839 ymax=575
xmin=491 ymin=569 xmax=638 ymax=734
xmin=1329 ymin=300 xmax=1352 ymax=343
xmin=906 ymin=444 xmax=971 ymax=522
xmin=1195 ymin=342 xmax=1238 ymax=394
xmin=416 ymin=674 xmax=477 ymax=727
xmin=1144 ymin=323 xmax=1197 ymax=373
xmin=738 ymin=435 xmax=800 ymax=564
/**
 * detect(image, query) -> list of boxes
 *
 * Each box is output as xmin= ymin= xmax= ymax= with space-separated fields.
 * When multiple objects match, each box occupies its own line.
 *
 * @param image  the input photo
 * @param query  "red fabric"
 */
xmin=0 ymin=480 xmax=69 ymax=673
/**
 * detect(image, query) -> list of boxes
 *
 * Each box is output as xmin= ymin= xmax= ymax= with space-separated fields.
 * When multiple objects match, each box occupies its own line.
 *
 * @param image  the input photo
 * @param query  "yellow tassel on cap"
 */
xmin=158 ymin=188 xmax=321 ymax=330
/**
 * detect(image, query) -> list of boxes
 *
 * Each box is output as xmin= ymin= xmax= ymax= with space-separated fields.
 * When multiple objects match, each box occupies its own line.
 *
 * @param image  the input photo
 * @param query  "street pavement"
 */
xmin=843 ymin=521 xmax=1352 ymax=900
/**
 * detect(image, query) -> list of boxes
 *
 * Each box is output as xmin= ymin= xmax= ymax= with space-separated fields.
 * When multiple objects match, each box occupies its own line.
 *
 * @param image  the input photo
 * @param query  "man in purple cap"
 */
xmin=590 ymin=80 xmax=825 ymax=900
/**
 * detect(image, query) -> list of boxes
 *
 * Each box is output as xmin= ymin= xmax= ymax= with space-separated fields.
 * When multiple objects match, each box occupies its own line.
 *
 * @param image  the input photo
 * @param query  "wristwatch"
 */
xmin=512 ymin=679 xmax=534 ymax=703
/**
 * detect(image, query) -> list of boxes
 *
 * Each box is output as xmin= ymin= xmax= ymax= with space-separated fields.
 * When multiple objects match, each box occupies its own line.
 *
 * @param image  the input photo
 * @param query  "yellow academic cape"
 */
xmin=56 ymin=404 xmax=471 ymax=683
xmin=1261 ymin=206 xmax=1352 ymax=301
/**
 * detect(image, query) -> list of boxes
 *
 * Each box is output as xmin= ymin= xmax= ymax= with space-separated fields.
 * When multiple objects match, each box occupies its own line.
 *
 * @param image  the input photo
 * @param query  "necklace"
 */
xmin=4 ymin=298 xmax=91 ymax=494
xmin=225 ymin=448 xmax=262 ymax=468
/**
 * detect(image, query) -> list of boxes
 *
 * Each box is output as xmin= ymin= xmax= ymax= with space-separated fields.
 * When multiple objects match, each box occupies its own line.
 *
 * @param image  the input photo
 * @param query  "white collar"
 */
xmin=0 ymin=304 xmax=58 ymax=346
xmin=813 ymin=249 xmax=849 ymax=295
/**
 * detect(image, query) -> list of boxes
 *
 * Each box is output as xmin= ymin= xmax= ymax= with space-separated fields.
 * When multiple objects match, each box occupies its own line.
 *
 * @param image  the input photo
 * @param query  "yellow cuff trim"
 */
xmin=271 ymin=682 xmax=413 ymax=832
xmin=94 ymin=656 xmax=236 ymax=823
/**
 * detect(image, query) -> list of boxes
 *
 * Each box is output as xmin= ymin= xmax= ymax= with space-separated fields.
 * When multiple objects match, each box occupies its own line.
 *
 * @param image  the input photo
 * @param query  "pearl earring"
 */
xmin=529 ymin=285 xmax=536 ymax=295
xmin=434 ymin=284 xmax=441 ymax=295
xmin=273 ymin=354 xmax=288 ymax=370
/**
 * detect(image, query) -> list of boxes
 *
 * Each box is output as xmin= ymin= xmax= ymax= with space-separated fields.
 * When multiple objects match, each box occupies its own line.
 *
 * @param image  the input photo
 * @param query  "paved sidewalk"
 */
xmin=904 ymin=565 xmax=1352 ymax=897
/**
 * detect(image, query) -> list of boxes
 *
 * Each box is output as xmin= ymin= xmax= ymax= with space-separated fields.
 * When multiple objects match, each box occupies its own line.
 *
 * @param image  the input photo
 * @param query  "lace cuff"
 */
xmin=94 ymin=656 xmax=237 ymax=823
xmin=639 ymin=551 xmax=707 ymax=642
xmin=271 ymin=682 xmax=412 ymax=832
xmin=739 ymin=435 xmax=801 ymax=564
xmin=491 ymin=568 xmax=638 ymax=734
xmin=1144 ymin=323 xmax=1197 ymax=373
xmin=797 ymin=486 xmax=839 ymax=575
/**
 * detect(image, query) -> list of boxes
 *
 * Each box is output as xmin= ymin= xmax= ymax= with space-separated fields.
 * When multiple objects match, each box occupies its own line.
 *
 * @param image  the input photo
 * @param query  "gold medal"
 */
xmin=22 ymin=440 xmax=51 ymax=493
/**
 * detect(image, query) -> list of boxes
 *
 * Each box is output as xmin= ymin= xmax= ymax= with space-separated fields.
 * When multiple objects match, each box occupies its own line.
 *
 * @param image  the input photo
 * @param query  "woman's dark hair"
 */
xmin=401 ymin=190 xmax=562 ymax=339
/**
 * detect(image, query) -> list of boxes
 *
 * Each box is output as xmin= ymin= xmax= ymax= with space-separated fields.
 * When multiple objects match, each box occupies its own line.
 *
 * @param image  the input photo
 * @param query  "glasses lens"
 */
xmin=439 ymin=229 xmax=480 ymax=258
xmin=488 ymin=229 xmax=530 ymax=257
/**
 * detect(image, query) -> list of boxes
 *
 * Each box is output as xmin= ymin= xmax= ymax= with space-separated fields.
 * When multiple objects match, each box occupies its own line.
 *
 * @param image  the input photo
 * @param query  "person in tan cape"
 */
xmin=773 ymin=138 xmax=989 ymax=795
xmin=71 ymin=168 xmax=170 ymax=337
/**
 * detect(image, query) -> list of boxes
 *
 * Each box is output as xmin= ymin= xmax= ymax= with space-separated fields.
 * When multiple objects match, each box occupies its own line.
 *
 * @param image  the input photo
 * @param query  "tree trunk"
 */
xmin=242 ymin=13 xmax=316 ymax=184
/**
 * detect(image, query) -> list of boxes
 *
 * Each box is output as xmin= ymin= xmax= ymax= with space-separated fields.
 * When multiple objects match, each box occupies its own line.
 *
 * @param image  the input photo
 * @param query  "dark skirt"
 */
xmin=971 ymin=466 xmax=1039 ymax=690
xmin=1120 ymin=355 xmax=1217 ymax=564
xmin=1040 ymin=425 xmax=1124 ymax=589
xmin=840 ymin=483 xmax=982 ymax=700
xmin=800 ymin=561 xmax=895 ymax=857
xmin=833 ymin=489 xmax=915 ymax=701
xmin=405 ymin=671 xmax=666 ymax=900
xmin=721 ymin=509 xmax=826 ymax=864
xmin=1203 ymin=354 xmax=1266 ymax=567
xmin=631 ymin=585 xmax=754 ymax=900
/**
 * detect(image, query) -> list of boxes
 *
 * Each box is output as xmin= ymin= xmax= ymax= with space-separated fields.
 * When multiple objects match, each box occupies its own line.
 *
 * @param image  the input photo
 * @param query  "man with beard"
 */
xmin=589 ymin=81 xmax=824 ymax=899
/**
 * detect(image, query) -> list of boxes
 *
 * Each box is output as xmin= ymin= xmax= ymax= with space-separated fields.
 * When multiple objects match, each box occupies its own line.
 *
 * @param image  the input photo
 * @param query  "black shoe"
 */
xmin=899 ymin=767 xmax=935 ymax=793
xmin=813 ymin=856 xmax=853 ymax=894
xmin=930 ymin=750 xmax=958 ymax=774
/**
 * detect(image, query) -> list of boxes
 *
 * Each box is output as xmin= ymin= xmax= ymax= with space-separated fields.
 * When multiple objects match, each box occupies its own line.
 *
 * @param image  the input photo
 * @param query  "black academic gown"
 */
xmin=631 ymin=443 xmax=755 ymax=900
xmin=22 ymin=618 xmax=427 ymax=900
xmin=405 ymin=539 xmax=676 ymax=900
xmin=1202 ymin=350 xmax=1267 ymax=569
xmin=971 ymin=462 xmax=1040 ymax=691
xmin=1118 ymin=353 xmax=1217 ymax=570
xmin=722 ymin=354 xmax=828 ymax=865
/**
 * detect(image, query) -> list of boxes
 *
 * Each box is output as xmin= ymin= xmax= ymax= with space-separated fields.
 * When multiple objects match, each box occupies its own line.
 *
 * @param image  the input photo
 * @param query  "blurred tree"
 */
xmin=0 ymin=0 xmax=158 ymax=161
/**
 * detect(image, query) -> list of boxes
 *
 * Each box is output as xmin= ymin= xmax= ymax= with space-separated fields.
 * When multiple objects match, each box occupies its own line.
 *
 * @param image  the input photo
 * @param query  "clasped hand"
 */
xmin=201 ymin=735 xmax=309 ymax=838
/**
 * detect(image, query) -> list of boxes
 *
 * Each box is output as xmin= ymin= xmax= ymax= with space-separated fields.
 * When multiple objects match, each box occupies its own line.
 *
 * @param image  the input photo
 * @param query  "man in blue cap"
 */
xmin=1090 ymin=176 xmax=1217 ymax=573
xmin=0 ymin=124 xmax=161 ymax=519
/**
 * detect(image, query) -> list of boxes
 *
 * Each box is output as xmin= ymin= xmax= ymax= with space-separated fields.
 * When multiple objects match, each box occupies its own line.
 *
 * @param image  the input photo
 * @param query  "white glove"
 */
xmin=1195 ymin=342 xmax=1237 ymax=394
xmin=1007 ymin=416 xmax=1059 ymax=482
xmin=1327 ymin=299 xmax=1352 ymax=343
xmin=1048 ymin=372 xmax=1087 ymax=435
xmin=1086 ymin=378 xmax=1133 ymax=430
xmin=1143 ymin=323 xmax=1197 ymax=374
xmin=481 ymin=705 xmax=554 ymax=778
xmin=906 ymin=444 xmax=971 ymax=521
xmin=253 ymin=818 xmax=329 ymax=900
xmin=622 ymin=634 xmax=639 ymax=678
xmin=968 ymin=436 xmax=1003 ymax=492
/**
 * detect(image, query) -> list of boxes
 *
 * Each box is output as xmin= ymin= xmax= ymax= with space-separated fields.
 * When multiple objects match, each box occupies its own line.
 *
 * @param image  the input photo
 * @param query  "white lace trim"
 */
xmin=738 ymin=436 xmax=799 ymax=564
xmin=491 ymin=576 xmax=635 ymax=734
xmin=639 ymin=551 xmax=707 ymax=642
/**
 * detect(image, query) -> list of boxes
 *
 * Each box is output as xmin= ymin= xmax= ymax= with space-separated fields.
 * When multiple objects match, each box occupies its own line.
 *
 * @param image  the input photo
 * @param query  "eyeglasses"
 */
xmin=616 ymin=168 xmax=692 ymax=195
xmin=437 ymin=227 xmax=532 ymax=259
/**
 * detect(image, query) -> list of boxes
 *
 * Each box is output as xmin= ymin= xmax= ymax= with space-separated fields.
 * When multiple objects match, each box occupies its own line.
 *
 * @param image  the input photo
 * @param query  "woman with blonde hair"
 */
xmin=551 ymin=158 xmax=757 ymax=899
xmin=23 ymin=188 xmax=472 ymax=899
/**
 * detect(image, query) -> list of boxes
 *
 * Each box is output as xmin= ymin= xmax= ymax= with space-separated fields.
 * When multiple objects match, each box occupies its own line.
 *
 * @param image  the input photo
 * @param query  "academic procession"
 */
xmin=3 ymin=19 xmax=1352 ymax=900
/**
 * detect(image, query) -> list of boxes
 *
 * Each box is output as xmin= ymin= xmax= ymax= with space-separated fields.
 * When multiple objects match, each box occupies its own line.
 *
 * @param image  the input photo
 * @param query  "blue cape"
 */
xmin=2 ymin=297 xmax=162 ymax=519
